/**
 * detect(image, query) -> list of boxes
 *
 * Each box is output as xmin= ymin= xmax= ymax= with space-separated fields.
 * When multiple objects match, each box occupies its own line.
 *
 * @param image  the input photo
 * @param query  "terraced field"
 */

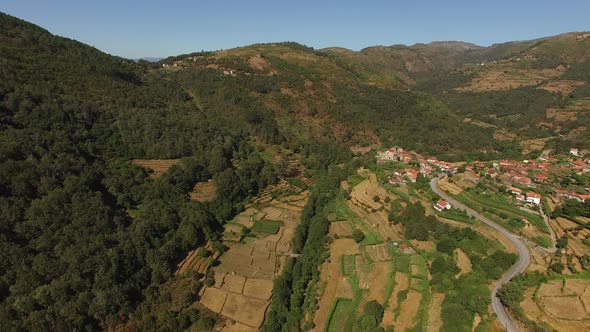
xmin=198 ymin=181 xmax=309 ymax=330
xmin=312 ymin=170 xmax=432 ymax=331
xmin=131 ymin=159 xmax=179 ymax=177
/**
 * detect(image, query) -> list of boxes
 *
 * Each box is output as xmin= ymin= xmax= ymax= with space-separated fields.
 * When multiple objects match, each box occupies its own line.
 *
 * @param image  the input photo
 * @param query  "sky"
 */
xmin=2 ymin=1 xmax=590 ymax=59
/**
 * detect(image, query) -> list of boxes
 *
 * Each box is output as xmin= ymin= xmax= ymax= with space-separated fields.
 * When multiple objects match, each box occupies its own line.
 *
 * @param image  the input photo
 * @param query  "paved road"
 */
xmin=431 ymin=176 xmax=530 ymax=332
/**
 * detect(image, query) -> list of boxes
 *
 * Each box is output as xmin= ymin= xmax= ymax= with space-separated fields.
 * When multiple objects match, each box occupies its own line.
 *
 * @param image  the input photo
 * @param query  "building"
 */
xmin=509 ymin=187 xmax=522 ymax=195
xmin=434 ymin=199 xmax=451 ymax=212
xmin=570 ymin=148 xmax=580 ymax=157
xmin=533 ymin=174 xmax=548 ymax=183
xmin=526 ymin=192 xmax=542 ymax=205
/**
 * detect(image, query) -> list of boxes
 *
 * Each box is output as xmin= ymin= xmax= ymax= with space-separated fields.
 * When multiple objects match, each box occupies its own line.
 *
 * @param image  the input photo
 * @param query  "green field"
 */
xmin=341 ymin=255 xmax=357 ymax=277
xmin=325 ymin=298 xmax=353 ymax=332
xmin=323 ymin=190 xmax=383 ymax=245
xmin=410 ymin=255 xmax=429 ymax=279
xmin=325 ymin=262 xmax=363 ymax=332
xmin=436 ymin=209 xmax=476 ymax=224
xmin=454 ymin=189 xmax=549 ymax=235
xmin=251 ymin=219 xmax=284 ymax=234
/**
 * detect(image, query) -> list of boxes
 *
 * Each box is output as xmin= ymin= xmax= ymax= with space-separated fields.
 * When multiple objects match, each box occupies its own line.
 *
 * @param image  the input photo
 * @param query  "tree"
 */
xmin=363 ymin=300 xmax=384 ymax=323
xmin=352 ymin=229 xmax=365 ymax=243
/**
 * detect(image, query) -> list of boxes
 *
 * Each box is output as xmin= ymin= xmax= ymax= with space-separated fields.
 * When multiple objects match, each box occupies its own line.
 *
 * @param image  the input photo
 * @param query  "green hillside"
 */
xmin=2 ymin=9 xmax=590 ymax=331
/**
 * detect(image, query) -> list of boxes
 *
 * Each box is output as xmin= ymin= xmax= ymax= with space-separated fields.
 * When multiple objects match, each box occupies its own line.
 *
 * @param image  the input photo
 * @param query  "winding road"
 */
xmin=431 ymin=176 xmax=530 ymax=332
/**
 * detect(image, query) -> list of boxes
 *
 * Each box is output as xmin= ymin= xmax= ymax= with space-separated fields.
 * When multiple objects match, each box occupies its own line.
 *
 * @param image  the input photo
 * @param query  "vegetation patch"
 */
xmin=251 ymin=219 xmax=284 ymax=234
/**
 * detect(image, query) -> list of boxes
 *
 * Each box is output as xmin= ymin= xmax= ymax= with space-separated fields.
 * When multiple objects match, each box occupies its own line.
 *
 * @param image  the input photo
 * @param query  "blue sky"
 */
xmin=2 ymin=1 xmax=589 ymax=59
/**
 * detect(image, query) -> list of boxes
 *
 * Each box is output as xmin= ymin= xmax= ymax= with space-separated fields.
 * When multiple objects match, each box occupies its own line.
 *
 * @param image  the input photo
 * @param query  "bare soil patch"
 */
xmin=221 ymin=293 xmax=269 ymax=328
xmin=457 ymin=66 xmax=565 ymax=92
xmin=539 ymin=80 xmax=586 ymax=95
xmin=312 ymin=238 xmax=360 ymax=331
xmin=437 ymin=177 xmax=464 ymax=195
xmin=541 ymin=296 xmax=589 ymax=320
xmin=382 ymin=272 xmax=409 ymax=327
xmin=131 ymin=159 xmax=179 ymax=177
xmin=190 ymin=180 xmax=218 ymax=202
xmin=242 ymin=278 xmax=274 ymax=300
xmin=335 ymin=277 xmax=354 ymax=299
xmin=248 ymin=55 xmax=272 ymax=71
xmin=330 ymin=221 xmax=353 ymax=237
xmin=220 ymin=274 xmax=246 ymax=294
xmin=556 ymin=217 xmax=579 ymax=230
xmin=546 ymin=107 xmax=578 ymax=122
xmin=463 ymin=118 xmax=497 ymax=128
xmin=219 ymin=321 xmax=258 ymax=332
xmin=365 ymin=243 xmax=392 ymax=262
xmin=493 ymin=129 xmax=518 ymax=141
xmin=427 ymin=293 xmax=446 ymax=332
xmin=200 ymin=287 xmax=227 ymax=313
xmin=410 ymin=240 xmax=436 ymax=253
xmin=521 ymin=137 xmax=553 ymax=155
xmin=455 ymin=248 xmax=473 ymax=278
xmin=395 ymin=290 xmax=422 ymax=331
xmin=364 ymin=262 xmax=393 ymax=304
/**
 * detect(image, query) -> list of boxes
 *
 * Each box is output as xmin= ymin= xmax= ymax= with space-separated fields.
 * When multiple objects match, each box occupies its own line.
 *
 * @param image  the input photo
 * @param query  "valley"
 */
xmin=2 ymin=8 xmax=590 ymax=332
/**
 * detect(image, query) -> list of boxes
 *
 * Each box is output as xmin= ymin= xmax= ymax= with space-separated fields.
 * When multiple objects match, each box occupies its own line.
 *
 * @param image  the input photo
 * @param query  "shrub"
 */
xmin=352 ymin=229 xmax=365 ymax=243
xmin=363 ymin=300 xmax=384 ymax=323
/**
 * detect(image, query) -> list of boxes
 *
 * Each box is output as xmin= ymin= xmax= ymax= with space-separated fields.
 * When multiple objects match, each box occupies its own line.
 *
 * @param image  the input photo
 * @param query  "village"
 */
xmin=377 ymin=146 xmax=590 ymax=212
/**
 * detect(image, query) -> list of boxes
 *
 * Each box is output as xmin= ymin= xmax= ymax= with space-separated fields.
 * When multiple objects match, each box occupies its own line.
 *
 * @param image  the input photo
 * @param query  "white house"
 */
xmin=526 ymin=192 xmax=542 ymax=205
xmin=434 ymin=199 xmax=451 ymax=212
xmin=570 ymin=148 xmax=580 ymax=157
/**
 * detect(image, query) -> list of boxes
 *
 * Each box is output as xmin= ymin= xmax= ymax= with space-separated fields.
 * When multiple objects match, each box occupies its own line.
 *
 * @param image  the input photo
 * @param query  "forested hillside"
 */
xmin=0 ymin=12 xmax=278 ymax=330
xmin=165 ymin=42 xmax=503 ymax=159
xmin=2 ymin=9 xmax=590 ymax=332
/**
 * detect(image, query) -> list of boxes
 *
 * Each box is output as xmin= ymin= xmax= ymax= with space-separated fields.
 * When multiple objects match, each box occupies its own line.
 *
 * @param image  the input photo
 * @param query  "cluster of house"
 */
xmin=553 ymin=190 xmax=590 ymax=204
xmin=378 ymin=145 xmax=590 ymax=208
xmin=378 ymin=147 xmax=457 ymax=185
xmin=507 ymin=187 xmax=542 ymax=205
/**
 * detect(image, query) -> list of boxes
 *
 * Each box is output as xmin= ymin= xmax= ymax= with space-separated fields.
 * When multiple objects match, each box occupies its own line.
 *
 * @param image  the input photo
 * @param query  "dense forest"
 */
xmin=0 ymin=13 xmax=280 ymax=330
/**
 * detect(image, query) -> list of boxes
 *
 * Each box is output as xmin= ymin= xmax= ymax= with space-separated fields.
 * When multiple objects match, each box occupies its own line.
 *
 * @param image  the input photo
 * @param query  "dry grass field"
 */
xmin=189 ymin=180 xmax=217 ymax=202
xmin=311 ymin=239 xmax=360 ymax=331
xmin=521 ymin=137 xmax=553 ymax=155
xmin=456 ymin=66 xmax=565 ymax=92
xmin=382 ymin=272 xmax=409 ymax=327
xmin=454 ymin=248 xmax=473 ymax=278
xmin=521 ymin=278 xmax=590 ymax=331
xmin=198 ymin=182 xmax=309 ymax=329
xmin=427 ymin=293 xmax=446 ymax=332
xmin=131 ymin=159 xmax=179 ymax=177
xmin=395 ymin=290 xmax=422 ymax=331
xmin=539 ymin=80 xmax=585 ymax=95
xmin=329 ymin=221 xmax=353 ymax=237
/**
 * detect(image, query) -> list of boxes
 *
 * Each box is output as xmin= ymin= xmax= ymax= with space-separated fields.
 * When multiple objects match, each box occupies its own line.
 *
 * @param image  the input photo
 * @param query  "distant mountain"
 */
xmin=135 ymin=56 xmax=163 ymax=62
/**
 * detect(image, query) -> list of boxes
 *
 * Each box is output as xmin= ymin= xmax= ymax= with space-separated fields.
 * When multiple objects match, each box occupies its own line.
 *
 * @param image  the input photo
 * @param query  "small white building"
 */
xmin=570 ymin=148 xmax=580 ymax=157
xmin=434 ymin=199 xmax=451 ymax=212
xmin=526 ymin=192 xmax=542 ymax=205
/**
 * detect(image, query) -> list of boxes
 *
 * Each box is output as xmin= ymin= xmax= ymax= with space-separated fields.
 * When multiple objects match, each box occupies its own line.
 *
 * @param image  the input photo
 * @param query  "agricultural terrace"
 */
xmin=131 ymin=159 xmax=179 ymax=177
xmin=198 ymin=180 xmax=309 ymax=330
xmin=311 ymin=168 xmax=514 ymax=332
xmin=449 ymin=175 xmax=553 ymax=248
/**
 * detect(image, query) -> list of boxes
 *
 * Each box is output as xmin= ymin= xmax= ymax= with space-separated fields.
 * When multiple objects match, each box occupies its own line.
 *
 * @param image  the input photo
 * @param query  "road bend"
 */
xmin=431 ymin=176 xmax=530 ymax=332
